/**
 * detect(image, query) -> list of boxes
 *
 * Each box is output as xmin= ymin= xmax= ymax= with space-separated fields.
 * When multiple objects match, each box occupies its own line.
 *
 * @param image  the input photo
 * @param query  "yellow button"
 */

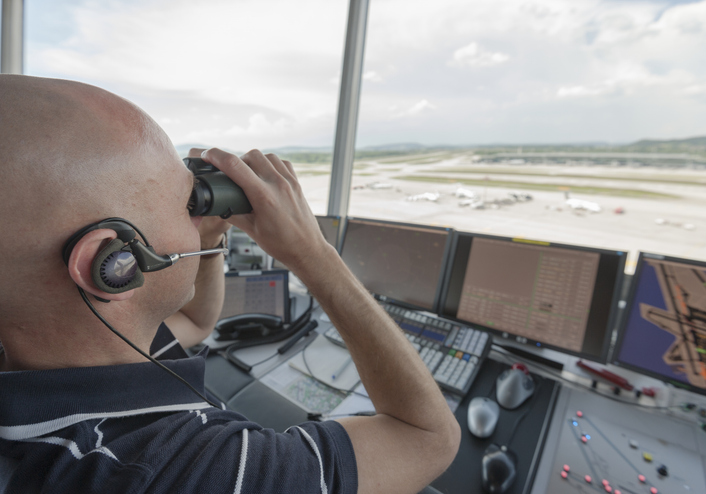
xmin=455 ymin=351 xmax=464 ymax=359
xmin=643 ymin=452 xmax=653 ymax=462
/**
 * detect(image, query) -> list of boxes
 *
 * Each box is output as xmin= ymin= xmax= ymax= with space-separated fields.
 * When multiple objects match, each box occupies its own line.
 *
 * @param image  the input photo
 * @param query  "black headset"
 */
xmin=62 ymin=217 xmax=186 ymax=295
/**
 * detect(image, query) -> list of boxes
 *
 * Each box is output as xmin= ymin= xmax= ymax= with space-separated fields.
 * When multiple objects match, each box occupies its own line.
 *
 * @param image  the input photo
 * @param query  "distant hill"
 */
xmin=625 ymin=136 xmax=706 ymax=154
xmin=173 ymin=135 xmax=706 ymax=163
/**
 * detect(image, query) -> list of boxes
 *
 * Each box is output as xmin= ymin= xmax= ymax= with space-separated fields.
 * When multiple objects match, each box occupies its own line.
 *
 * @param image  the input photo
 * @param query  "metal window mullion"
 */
xmin=327 ymin=0 xmax=369 ymax=218
xmin=1 ymin=0 xmax=24 ymax=74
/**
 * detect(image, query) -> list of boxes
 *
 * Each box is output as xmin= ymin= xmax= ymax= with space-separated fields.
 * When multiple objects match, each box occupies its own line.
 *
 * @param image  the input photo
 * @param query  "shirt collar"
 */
xmin=0 ymin=348 xmax=211 ymax=441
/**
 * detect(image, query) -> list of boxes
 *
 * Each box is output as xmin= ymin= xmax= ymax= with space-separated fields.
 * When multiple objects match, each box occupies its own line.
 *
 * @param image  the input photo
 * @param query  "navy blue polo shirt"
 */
xmin=0 ymin=327 xmax=358 ymax=494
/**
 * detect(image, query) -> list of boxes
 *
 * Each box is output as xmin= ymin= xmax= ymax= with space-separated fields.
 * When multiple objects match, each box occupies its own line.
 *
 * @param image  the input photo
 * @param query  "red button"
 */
xmin=602 ymin=479 xmax=609 ymax=486
xmin=561 ymin=471 xmax=568 ymax=479
xmin=585 ymin=475 xmax=592 ymax=483
xmin=615 ymin=490 xmax=622 ymax=494
xmin=563 ymin=464 xmax=570 ymax=472
xmin=638 ymin=474 xmax=646 ymax=483
xmin=582 ymin=436 xmax=588 ymax=443
xmin=650 ymin=488 xmax=658 ymax=494
xmin=605 ymin=486 xmax=612 ymax=493
xmin=577 ymin=411 xmax=584 ymax=417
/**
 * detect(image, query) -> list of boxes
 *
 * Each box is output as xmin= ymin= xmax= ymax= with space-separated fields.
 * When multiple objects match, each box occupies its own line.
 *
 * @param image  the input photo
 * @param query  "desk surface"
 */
xmin=433 ymin=359 xmax=559 ymax=494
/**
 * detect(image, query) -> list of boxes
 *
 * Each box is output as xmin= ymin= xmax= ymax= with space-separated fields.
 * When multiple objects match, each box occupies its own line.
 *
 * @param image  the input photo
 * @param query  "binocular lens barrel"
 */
xmin=184 ymin=158 xmax=253 ymax=218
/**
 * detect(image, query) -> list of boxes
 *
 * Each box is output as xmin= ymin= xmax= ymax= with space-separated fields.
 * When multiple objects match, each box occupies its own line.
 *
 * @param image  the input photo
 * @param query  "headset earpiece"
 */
xmin=91 ymin=238 xmax=145 ymax=293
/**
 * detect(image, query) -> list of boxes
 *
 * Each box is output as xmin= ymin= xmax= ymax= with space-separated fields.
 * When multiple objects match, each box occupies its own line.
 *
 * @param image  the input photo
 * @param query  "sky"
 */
xmin=20 ymin=0 xmax=706 ymax=149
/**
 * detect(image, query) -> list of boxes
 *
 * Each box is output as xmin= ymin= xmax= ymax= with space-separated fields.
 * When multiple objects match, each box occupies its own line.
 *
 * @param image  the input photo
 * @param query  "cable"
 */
xmin=491 ymin=345 xmax=685 ymax=412
xmin=78 ymin=287 xmax=220 ymax=409
xmin=505 ymin=378 xmax=543 ymax=446
xmin=246 ymin=352 xmax=281 ymax=369
xmin=223 ymin=298 xmax=318 ymax=368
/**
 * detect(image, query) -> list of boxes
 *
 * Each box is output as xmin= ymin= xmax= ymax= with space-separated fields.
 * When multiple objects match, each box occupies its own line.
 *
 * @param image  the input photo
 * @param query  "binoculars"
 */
xmin=184 ymin=157 xmax=252 ymax=218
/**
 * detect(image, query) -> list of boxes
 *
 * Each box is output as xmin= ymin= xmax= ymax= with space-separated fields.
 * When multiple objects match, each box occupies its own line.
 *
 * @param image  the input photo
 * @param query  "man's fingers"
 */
xmin=264 ymin=153 xmax=296 ymax=182
xmin=281 ymin=159 xmax=296 ymax=176
xmin=240 ymin=149 xmax=285 ymax=182
xmin=188 ymin=147 xmax=207 ymax=158
xmin=201 ymin=148 xmax=262 ymax=194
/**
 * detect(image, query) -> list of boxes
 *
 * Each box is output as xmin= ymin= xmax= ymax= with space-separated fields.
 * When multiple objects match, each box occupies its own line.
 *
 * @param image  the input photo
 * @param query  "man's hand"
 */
xmin=197 ymin=216 xmax=230 ymax=250
xmin=199 ymin=148 xmax=333 ymax=277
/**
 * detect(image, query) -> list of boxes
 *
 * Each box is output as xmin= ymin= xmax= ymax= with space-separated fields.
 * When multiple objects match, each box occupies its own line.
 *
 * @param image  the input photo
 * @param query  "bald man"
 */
xmin=0 ymin=75 xmax=460 ymax=494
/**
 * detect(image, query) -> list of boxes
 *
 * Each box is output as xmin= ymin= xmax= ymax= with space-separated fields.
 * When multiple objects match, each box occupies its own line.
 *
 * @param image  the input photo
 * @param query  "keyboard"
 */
xmin=324 ymin=302 xmax=491 ymax=396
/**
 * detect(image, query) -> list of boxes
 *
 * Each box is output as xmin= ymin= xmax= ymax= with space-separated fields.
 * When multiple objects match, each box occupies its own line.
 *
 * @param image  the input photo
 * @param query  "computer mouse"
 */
xmin=481 ymin=443 xmax=517 ymax=494
xmin=496 ymin=363 xmax=535 ymax=410
xmin=467 ymin=397 xmax=500 ymax=438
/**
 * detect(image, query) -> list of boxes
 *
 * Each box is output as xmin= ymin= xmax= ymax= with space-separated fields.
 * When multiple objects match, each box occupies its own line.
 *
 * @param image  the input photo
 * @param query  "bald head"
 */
xmin=0 ymin=75 xmax=173 ymax=229
xmin=0 ymin=75 xmax=184 ymax=319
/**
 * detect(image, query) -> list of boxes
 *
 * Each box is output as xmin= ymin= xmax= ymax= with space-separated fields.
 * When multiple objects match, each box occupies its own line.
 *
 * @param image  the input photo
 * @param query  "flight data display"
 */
xmin=219 ymin=270 xmax=289 ymax=321
xmin=614 ymin=255 xmax=706 ymax=393
xmin=339 ymin=218 xmax=451 ymax=311
xmin=441 ymin=234 xmax=625 ymax=361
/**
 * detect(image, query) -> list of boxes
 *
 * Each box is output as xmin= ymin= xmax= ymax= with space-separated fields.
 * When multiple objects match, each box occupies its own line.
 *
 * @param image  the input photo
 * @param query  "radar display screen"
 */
xmin=614 ymin=254 xmax=706 ymax=393
xmin=440 ymin=233 xmax=625 ymax=362
xmin=339 ymin=217 xmax=452 ymax=312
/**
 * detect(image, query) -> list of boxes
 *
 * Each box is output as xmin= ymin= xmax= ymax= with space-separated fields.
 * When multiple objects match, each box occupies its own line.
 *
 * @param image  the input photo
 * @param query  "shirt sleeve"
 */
xmin=235 ymin=420 xmax=358 ymax=494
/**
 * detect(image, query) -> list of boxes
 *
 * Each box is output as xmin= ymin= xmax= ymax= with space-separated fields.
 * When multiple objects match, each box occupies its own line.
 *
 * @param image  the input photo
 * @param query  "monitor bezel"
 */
xmin=612 ymin=251 xmax=706 ymax=396
xmin=314 ymin=214 xmax=345 ymax=252
xmin=438 ymin=231 xmax=627 ymax=363
xmin=339 ymin=216 xmax=455 ymax=313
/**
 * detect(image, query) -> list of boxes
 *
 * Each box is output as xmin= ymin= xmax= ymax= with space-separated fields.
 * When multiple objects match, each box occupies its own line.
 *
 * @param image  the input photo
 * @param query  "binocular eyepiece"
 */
xmin=184 ymin=157 xmax=253 ymax=218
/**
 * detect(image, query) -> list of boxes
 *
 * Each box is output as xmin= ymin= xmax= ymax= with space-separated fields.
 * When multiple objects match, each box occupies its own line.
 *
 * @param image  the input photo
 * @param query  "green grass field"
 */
xmin=431 ymin=167 xmax=706 ymax=186
xmin=394 ymin=175 xmax=678 ymax=199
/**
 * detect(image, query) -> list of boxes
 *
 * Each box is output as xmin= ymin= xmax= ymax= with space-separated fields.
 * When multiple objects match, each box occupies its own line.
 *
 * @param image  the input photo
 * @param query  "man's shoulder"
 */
xmin=1 ymin=408 xmax=357 ymax=494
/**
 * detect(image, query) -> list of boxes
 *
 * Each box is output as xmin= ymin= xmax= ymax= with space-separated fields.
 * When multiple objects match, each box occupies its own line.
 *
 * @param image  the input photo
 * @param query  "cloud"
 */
xmin=225 ymin=113 xmax=293 ymax=138
xmin=393 ymin=99 xmax=438 ymax=118
xmin=363 ymin=71 xmax=383 ymax=82
xmin=450 ymin=42 xmax=510 ymax=68
xmin=556 ymin=65 xmax=697 ymax=98
xmin=557 ymin=85 xmax=611 ymax=98
xmin=24 ymin=0 xmax=706 ymax=147
xmin=684 ymin=84 xmax=706 ymax=95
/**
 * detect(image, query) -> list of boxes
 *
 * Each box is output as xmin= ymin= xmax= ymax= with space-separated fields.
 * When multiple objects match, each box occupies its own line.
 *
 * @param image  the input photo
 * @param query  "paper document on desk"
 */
xmin=288 ymin=334 xmax=361 ymax=391
xmin=329 ymin=384 xmax=374 ymax=419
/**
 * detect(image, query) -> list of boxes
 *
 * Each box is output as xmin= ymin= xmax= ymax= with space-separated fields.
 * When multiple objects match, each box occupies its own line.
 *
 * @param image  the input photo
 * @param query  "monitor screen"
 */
xmin=339 ymin=217 xmax=453 ymax=312
xmin=219 ymin=269 xmax=290 ymax=323
xmin=272 ymin=215 xmax=343 ymax=270
xmin=440 ymin=233 xmax=626 ymax=362
xmin=613 ymin=253 xmax=706 ymax=394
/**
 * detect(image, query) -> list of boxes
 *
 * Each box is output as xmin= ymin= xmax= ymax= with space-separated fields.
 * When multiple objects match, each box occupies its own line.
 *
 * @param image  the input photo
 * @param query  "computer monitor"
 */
xmin=219 ymin=269 xmax=290 ymax=323
xmin=271 ymin=215 xmax=343 ymax=269
xmin=439 ymin=233 xmax=626 ymax=362
xmin=613 ymin=253 xmax=706 ymax=394
xmin=339 ymin=217 xmax=453 ymax=312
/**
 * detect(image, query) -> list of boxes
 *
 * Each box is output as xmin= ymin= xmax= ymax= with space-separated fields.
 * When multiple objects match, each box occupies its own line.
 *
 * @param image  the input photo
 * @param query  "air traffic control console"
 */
xmin=207 ymin=219 xmax=706 ymax=494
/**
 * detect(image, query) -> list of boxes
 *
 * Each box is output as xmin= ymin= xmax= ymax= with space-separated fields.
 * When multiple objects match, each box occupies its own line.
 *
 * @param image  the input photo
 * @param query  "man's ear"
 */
xmin=67 ymin=229 xmax=136 ymax=302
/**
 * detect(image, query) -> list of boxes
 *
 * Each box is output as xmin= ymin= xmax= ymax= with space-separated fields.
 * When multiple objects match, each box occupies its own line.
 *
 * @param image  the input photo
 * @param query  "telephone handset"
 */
xmin=214 ymin=313 xmax=284 ymax=341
